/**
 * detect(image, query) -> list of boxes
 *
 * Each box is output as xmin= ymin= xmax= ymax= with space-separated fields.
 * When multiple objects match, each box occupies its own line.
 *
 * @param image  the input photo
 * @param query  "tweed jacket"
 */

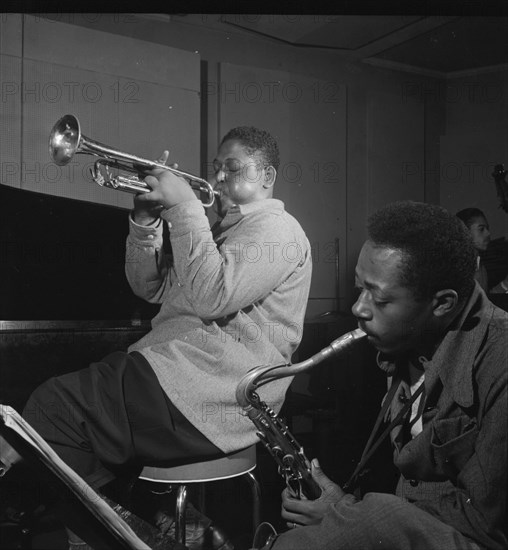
xmin=384 ymin=284 xmax=507 ymax=549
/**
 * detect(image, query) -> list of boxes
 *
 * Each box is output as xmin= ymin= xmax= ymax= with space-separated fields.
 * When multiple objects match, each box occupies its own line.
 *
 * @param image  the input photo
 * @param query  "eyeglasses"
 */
xmin=212 ymin=158 xmax=268 ymax=177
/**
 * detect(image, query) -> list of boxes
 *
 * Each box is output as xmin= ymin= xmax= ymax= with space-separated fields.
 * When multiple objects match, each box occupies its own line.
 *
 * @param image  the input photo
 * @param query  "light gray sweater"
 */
xmin=126 ymin=198 xmax=312 ymax=453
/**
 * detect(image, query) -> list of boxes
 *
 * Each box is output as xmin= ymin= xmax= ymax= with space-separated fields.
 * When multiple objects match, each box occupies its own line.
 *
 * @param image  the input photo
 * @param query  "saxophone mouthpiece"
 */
xmin=329 ymin=328 xmax=367 ymax=354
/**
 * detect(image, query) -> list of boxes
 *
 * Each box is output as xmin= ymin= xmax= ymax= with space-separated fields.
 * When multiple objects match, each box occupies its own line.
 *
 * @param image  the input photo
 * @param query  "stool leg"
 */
xmin=197 ymin=483 xmax=206 ymax=516
xmin=175 ymin=485 xmax=187 ymax=546
xmin=243 ymin=471 xmax=261 ymax=535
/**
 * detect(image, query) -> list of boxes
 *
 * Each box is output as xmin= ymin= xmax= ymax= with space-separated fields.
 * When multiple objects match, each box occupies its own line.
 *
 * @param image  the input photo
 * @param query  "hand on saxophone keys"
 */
xmin=281 ymin=459 xmax=346 ymax=527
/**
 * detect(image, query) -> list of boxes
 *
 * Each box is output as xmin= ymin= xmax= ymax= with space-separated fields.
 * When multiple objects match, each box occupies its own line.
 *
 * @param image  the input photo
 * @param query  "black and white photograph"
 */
xmin=1 ymin=7 xmax=507 ymax=550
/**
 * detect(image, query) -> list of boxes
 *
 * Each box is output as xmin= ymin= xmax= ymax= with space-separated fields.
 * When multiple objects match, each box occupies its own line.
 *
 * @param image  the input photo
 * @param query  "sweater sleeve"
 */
xmin=162 ymin=200 xmax=309 ymax=320
xmin=125 ymin=214 xmax=173 ymax=303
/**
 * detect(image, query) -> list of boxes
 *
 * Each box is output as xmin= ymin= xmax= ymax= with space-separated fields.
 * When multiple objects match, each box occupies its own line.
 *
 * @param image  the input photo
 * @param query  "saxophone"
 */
xmin=235 ymin=328 xmax=366 ymax=548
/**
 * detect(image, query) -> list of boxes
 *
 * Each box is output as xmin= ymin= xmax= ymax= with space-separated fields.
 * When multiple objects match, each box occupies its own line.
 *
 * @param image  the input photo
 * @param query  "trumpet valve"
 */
xmin=91 ymin=160 xmax=106 ymax=186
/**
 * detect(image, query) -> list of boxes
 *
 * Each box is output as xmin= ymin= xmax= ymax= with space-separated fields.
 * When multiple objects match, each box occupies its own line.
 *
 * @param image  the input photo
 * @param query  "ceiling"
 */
xmin=163 ymin=14 xmax=508 ymax=77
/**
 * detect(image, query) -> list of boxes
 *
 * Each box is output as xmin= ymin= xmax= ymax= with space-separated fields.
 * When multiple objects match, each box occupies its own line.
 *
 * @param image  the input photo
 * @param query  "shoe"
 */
xmin=0 ymin=458 xmax=10 ymax=477
xmin=101 ymin=495 xmax=188 ymax=550
xmin=155 ymin=502 xmax=234 ymax=550
xmin=0 ymin=434 xmax=22 ymax=477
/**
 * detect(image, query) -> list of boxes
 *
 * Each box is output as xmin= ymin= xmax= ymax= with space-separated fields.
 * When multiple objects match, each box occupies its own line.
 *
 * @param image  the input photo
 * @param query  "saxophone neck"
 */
xmin=235 ymin=363 xmax=290 ymax=409
xmin=236 ymin=328 xmax=367 ymax=410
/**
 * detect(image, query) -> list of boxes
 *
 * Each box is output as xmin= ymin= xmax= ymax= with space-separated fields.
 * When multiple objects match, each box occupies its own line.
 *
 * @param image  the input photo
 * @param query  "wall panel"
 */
xmin=218 ymin=62 xmax=347 ymax=315
xmin=441 ymin=70 xmax=508 ymax=238
xmin=22 ymin=15 xmax=199 ymax=91
xmin=367 ymin=91 xmax=424 ymax=213
xmin=1 ymin=15 xmax=201 ymax=209
xmin=0 ymin=54 xmax=22 ymax=188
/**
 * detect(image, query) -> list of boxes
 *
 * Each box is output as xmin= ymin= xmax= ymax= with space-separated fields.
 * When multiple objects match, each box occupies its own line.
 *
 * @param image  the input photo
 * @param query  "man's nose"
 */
xmin=351 ymin=292 xmax=372 ymax=320
xmin=214 ymin=170 xmax=226 ymax=185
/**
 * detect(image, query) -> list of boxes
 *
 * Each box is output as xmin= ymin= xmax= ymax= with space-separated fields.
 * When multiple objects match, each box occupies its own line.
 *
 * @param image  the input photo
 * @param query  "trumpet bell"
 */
xmin=49 ymin=114 xmax=81 ymax=166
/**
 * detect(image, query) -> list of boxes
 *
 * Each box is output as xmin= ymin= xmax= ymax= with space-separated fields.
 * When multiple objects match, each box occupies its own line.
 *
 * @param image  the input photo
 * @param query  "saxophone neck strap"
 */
xmin=343 ymin=379 xmax=425 ymax=492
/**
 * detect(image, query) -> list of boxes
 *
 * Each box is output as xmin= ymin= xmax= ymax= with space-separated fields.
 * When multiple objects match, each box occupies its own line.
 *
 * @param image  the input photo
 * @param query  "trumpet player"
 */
xmin=0 ymin=126 xmax=312 ymax=549
xmin=272 ymin=201 xmax=507 ymax=550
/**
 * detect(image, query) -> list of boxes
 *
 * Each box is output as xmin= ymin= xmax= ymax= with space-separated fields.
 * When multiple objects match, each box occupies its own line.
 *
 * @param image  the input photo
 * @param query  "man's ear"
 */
xmin=263 ymin=166 xmax=276 ymax=188
xmin=432 ymin=289 xmax=459 ymax=317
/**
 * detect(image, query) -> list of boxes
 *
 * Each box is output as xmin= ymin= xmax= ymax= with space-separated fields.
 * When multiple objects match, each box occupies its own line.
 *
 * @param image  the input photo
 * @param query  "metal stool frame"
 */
xmin=139 ymin=446 xmax=261 ymax=546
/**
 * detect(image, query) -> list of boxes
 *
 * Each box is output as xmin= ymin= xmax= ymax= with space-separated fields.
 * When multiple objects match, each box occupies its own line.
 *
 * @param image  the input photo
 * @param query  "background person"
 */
xmin=456 ymin=207 xmax=508 ymax=294
xmin=456 ymin=207 xmax=490 ymax=291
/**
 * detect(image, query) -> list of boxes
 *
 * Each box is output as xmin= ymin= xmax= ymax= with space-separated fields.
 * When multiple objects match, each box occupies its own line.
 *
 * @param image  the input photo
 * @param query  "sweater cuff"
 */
xmin=128 ymin=213 xmax=162 ymax=243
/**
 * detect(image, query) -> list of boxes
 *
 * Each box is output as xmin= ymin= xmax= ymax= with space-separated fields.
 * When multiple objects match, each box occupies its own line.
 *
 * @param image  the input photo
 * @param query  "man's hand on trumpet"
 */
xmin=133 ymin=150 xmax=198 ymax=225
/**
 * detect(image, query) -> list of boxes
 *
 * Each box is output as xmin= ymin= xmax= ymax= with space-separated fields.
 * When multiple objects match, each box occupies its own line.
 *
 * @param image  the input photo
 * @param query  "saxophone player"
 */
xmin=270 ymin=201 xmax=507 ymax=550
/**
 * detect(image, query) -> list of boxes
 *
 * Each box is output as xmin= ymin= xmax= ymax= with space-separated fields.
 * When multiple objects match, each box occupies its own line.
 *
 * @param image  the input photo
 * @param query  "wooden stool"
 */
xmin=139 ymin=446 xmax=261 ymax=546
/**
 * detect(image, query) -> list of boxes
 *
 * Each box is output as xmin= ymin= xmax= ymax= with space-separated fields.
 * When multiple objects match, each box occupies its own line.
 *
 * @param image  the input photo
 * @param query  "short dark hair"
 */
xmin=220 ymin=126 xmax=280 ymax=171
xmin=456 ymin=207 xmax=487 ymax=228
xmin=368 ymin=201 xmax=477 ymax=301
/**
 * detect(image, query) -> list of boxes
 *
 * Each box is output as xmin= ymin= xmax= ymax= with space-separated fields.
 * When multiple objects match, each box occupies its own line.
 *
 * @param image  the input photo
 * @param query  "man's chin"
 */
xmin=214 ymin=198 xmax=233 ymax=218
xmin=213 ymin=200 xmax=226 ymax=218
xmin=367 ymin=336 xmax=408 ymax=357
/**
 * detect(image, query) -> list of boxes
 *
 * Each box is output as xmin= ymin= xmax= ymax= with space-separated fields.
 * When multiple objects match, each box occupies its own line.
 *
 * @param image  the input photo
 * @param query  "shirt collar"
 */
xmin=218 ymin=199 xmax=284 ymax=229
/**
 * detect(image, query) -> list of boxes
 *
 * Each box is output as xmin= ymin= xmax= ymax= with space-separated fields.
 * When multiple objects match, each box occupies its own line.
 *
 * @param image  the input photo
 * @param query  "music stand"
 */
xmin=0 ymin=405 xmax=150 ymax=550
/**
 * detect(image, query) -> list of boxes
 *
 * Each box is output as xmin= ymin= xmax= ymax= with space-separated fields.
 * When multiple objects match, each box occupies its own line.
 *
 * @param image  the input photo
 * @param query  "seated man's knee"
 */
xmin=23 ymin=376 xmax=63 ymax=425
xmin=361 ymin=492 xmax=405 ymax=513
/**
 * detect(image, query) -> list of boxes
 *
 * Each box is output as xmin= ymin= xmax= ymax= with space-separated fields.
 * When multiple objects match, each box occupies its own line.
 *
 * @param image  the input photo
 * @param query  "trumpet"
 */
xmin=48 ymin=114 xmax=219 ymax=207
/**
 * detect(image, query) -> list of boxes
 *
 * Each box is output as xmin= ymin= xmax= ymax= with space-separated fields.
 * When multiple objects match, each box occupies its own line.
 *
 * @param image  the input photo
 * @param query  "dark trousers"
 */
xmin=22 ymin=351 xmax=223 ymax=491
xmin=271 ymin=493 xmax=483 ymax=550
